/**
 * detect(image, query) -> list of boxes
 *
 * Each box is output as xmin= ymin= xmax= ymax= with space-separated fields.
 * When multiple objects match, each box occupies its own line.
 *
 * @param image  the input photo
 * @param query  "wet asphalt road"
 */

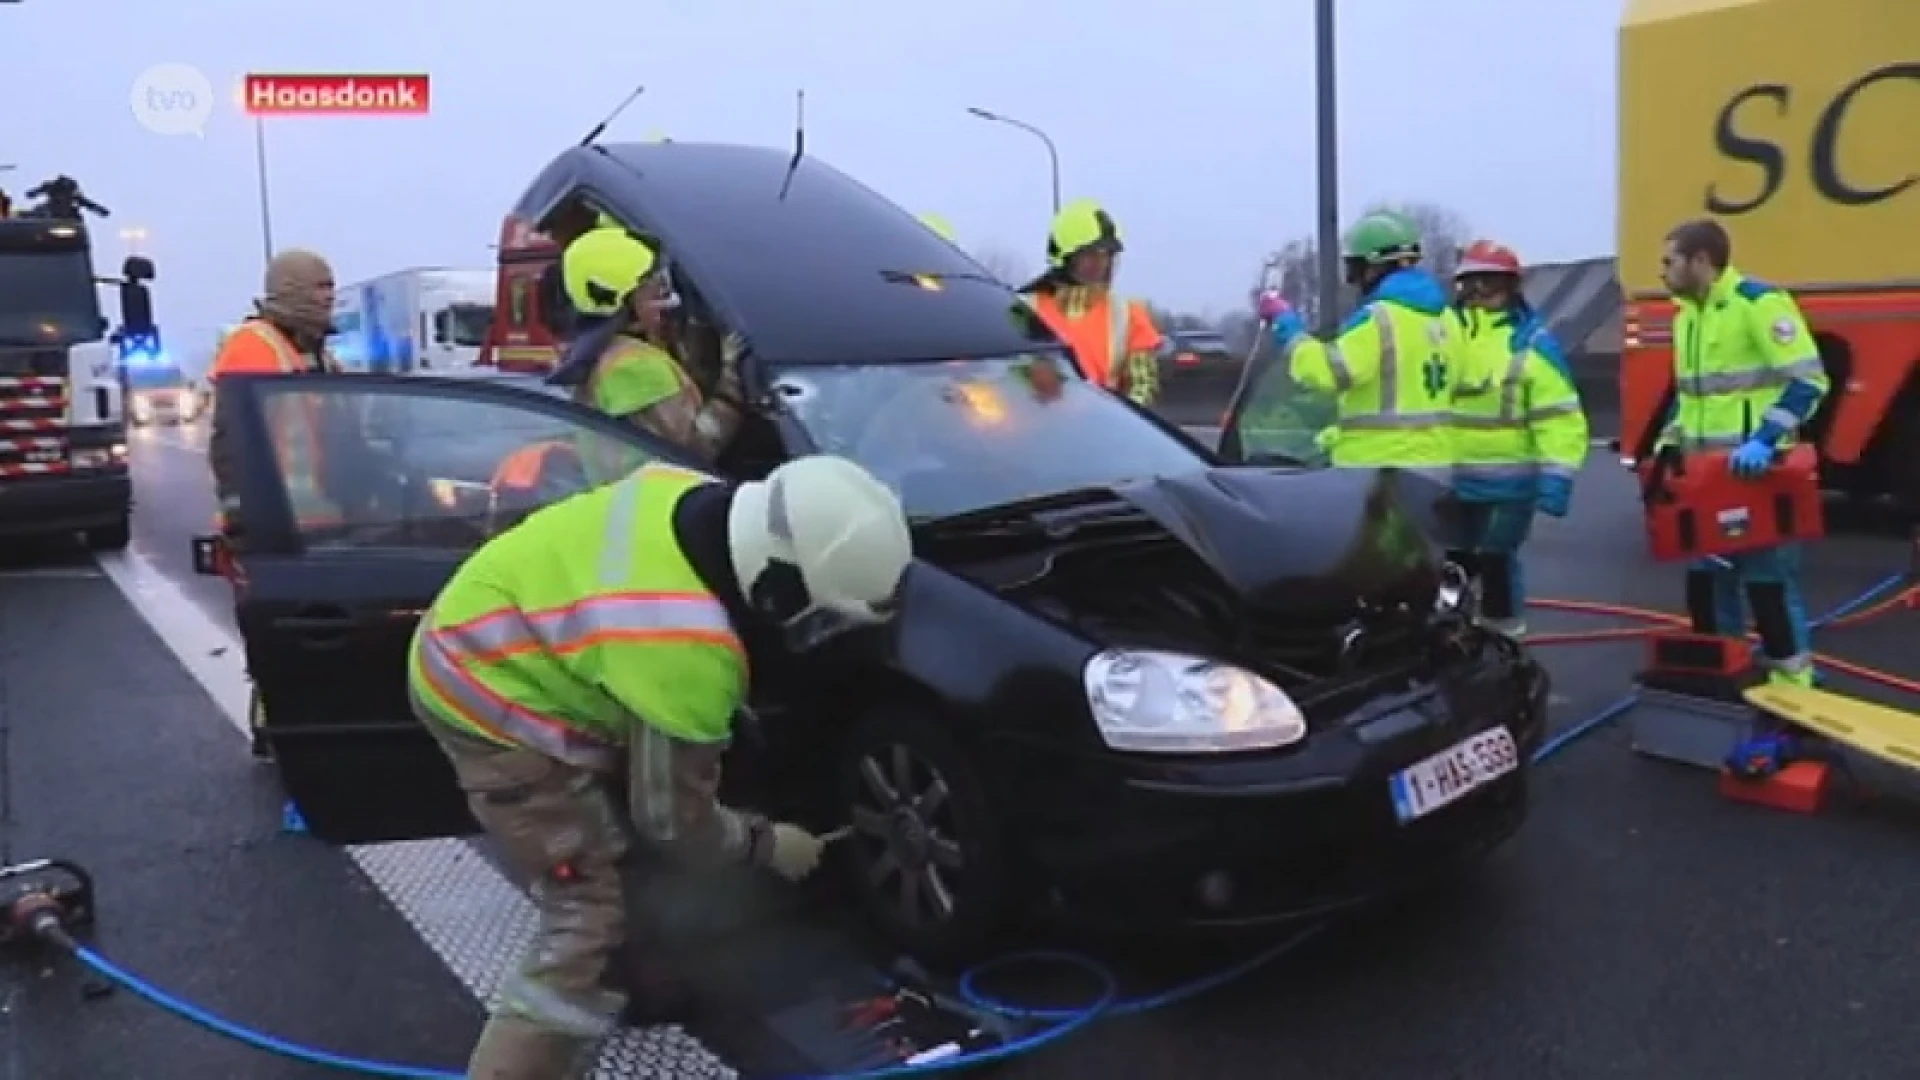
xmin=0 ymin=419 xmax=1916 ymax=1079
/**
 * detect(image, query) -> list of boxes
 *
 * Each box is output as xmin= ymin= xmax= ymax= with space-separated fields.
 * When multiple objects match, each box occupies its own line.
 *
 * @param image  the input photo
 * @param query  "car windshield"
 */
xmin=1227 ymin=336 xmax=1338 ymax=466
xmin=772 ymin=353 xmax=1212 ymax=520
xmin=435 ymin=303 xmax=494 ymax=348
xmin=0 ymin=250 xmax=102 ymax=346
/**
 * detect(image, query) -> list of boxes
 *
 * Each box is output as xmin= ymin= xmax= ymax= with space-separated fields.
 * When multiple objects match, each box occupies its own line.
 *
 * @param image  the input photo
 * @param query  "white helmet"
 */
xmin=728 ymin=454 xmax=913 ymax=650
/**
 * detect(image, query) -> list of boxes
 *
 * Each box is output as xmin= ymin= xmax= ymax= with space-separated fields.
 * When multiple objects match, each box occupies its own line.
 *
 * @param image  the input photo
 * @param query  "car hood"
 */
xmin=1106 ymin=466 xmax=1449 ymax=619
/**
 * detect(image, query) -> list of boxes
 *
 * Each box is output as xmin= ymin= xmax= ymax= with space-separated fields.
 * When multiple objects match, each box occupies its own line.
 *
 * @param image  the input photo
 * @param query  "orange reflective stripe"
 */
xmin=421 ymin=591 xmax=737 ymax=767
xmin=432 ymin=591 xmax=741 ymax=661
xmin=413 ymin=634 xmax=619 ymax=770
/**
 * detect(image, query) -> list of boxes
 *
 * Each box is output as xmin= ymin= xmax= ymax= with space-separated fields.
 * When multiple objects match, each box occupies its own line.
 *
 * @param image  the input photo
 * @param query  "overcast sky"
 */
xmin=6 ymin=0 xmax=1621 ymax=352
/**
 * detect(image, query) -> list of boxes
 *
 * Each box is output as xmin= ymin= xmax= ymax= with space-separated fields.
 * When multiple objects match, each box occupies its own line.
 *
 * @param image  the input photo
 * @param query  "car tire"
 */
xmin=85 ymin=516 xmax=131 ymax=552
xmin=836 ymin=705 xmax=1013 ymax=965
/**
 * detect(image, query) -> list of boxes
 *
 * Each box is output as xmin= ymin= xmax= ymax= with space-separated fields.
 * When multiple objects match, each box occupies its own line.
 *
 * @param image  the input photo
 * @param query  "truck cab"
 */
xmin=476 ymin=213 xmax=568 ymax=373
xmin=329 ymin=269 xmax=496 ymax=374
xmin=0 ymin=217 xmax=149 ymax=550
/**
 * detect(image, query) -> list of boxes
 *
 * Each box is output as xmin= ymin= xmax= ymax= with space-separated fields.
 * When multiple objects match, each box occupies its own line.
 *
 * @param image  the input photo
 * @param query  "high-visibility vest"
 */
xmin=407 ymin=463 xmax=746 ymax=770
xmin=574 ymin=337 xmax=699 ymax=485
xmin=1287 ymin=302 xmax=1459 ymax=469
xmin=1025 ymin=290 xmax=1137 ymax=390
xmin=491 ymin=440 xmax=575 ymax=492
xmin=1450 ymin=310 xmax=1588 ymax=501
xmin=1668 ymin=268 xmax=1827 ymax=452
xmin=215 ymin=320 xmax=341 ymax=528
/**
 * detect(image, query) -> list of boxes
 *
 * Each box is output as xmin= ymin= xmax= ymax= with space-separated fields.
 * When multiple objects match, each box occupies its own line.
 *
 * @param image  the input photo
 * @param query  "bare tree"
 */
xmin=972 ymin=245 xmax=1033 ymax=286
xmin=1250 ymin=200 xmax=1474 ymax=328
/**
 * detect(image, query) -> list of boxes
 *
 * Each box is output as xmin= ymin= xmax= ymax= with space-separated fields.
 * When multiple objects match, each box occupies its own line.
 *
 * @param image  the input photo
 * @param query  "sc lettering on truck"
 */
xmin=1706 ymin=61 xmax=1919 ymax=214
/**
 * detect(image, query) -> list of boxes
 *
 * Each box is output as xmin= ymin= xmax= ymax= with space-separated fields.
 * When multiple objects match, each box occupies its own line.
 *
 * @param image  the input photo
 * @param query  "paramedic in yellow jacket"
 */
xmin=410 ymin=454 xmax=913 ymax=1079
xmin=1447 ymin=240 xmax=1589 ymax=636
xmin=1260 ymin=210 xmax=1459 ymax=470
xmin=548 ymin=227 xmax=742 ymax=465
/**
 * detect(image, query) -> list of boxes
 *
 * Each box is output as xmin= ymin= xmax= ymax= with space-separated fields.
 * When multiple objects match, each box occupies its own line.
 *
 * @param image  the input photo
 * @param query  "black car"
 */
xmin=203 ymin=140 xmax=1549 ymax=961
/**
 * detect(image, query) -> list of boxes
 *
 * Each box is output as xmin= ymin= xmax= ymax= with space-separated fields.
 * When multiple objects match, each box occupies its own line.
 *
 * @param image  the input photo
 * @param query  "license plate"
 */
xmin=1388 ymin=727 xmax=1519 ymax=823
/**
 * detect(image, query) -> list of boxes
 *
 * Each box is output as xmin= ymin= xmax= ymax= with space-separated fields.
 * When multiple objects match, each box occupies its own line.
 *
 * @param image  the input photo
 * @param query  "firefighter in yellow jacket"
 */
xmin=409 ymin=454 xmax=912 ymax=1079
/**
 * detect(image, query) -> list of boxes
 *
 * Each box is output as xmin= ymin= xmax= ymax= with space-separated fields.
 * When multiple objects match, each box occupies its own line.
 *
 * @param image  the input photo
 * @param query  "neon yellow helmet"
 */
xmin=919 ymin=213 xmax=957 ymax=243
xmin=1045 ymin=198 xmax=1123 ymax=268
xmin=562 ymin=227 xmax=657 ymax=317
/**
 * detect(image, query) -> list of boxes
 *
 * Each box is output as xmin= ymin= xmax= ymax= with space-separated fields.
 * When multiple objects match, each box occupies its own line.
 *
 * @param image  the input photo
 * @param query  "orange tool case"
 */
xmin=1637 ymin=444 xmax=1824 ymax=562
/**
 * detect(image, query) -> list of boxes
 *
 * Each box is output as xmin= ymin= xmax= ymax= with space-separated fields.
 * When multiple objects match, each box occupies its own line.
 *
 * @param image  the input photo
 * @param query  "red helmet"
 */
xmin=1455 ymin=240 xmax=1522 ymax=279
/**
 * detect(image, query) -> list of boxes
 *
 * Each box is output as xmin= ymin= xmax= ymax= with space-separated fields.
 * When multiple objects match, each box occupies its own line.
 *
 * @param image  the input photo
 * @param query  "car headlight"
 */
xmin=1082 ymin=648 xmax=1307 ymax=754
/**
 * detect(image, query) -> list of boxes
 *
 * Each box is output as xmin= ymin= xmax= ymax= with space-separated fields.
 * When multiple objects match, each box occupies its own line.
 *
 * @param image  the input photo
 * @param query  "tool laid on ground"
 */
xmin=0 ymin=858 xmax=95 ymax=954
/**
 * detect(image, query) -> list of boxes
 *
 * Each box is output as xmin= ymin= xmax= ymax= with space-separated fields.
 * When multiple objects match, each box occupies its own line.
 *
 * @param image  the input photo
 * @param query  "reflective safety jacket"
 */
xmin=407 ymin=463 xmax=747 ymax=772
xmin=1284 ymin=268 xmax=1459 ymax=469
xmin=575 ymin=336 xmax=699 ymax=484
xmin=1025 ymin=287 xmax=1162 ymax=405
xmin=1449 ymin=307 xmax=1589 ymax=502
xmin=1666 ymin=268 xmax=1827 ymax=452
xmin=582 ymin=335 xmax=698 ymax=419
xmin=206 ymin=318 xmax=341 ymax=529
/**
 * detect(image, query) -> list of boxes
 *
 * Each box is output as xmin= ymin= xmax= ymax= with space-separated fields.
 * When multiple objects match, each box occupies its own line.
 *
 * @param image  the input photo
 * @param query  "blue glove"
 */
xmin=1728 ymin=439 xmax=1775 ymax=479
xmin=1535 ymin=474 xmax=1573 ymax=518
xmin=1269 ymin=309 xmax=1307 ymax=347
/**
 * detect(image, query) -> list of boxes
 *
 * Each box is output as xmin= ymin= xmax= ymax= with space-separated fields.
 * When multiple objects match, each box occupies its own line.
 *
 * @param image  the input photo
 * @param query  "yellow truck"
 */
xmin=1617 ymin=0 xmax=1919 ymax=510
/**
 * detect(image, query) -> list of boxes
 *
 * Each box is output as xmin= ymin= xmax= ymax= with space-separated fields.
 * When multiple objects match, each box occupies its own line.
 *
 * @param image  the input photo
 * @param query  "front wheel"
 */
xmin=835 ymin=706 xmax=1013 ymax=965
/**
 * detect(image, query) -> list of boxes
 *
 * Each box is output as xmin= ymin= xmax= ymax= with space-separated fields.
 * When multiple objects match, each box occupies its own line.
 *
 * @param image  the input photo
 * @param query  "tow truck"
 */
xmin=1617 ymin=0 xmax=1920 ymax=513
xmin=0 ymin=178 xmax=155 ymax=550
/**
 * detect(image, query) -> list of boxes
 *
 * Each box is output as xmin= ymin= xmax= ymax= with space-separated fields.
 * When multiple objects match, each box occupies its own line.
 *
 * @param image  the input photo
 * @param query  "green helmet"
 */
xmin=1341 ymin=211 xmax=1422 ymax=264
xmin=1046 ymin=198 xmax=1123 ymax=268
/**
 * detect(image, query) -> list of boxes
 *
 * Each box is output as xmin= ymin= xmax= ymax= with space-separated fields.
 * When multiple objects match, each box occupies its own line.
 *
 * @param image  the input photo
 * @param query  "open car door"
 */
xmin=1215 ymin=330 xmax=1336 ymax=467
xmin=212 ymin=372 xmax=692 ymax=845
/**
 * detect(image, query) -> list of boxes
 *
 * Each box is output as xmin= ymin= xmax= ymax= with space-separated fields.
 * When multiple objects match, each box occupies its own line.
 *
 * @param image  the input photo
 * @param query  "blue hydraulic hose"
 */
xmin=48 ymin=572 xmax=1912 ymax=1079
xmin=1811 ymin=571 xmax=1908 ymax=629
xmin=69 ymin=945 xmax=463 ymax=1079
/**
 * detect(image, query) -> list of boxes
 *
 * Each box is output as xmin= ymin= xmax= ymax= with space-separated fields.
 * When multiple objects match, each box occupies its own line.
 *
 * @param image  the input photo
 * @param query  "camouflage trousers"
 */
xmin=427 ymin=718 xmax=631 ymax=1080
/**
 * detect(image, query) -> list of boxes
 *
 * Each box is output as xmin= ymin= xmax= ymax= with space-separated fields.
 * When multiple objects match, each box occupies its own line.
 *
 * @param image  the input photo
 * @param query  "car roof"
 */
xmin=510 ymin=142 xmax=1062 ymax=366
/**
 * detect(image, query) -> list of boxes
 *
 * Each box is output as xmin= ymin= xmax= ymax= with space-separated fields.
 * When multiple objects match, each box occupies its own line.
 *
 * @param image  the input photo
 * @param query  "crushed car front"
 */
xmin=771 ymin=351 xmax=1548 ymax=928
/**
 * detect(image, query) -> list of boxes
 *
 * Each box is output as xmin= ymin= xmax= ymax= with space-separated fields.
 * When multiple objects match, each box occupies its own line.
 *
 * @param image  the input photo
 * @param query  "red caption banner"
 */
xmin=243 ymin=73 xmax=431 ymax=116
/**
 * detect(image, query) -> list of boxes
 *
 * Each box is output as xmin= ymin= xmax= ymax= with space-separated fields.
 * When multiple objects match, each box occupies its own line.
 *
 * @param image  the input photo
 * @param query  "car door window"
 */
xmin=252 ymin=380 xmax=660 ymax=552
xmin=1221 ymin=334 xmax=1335 ymax=466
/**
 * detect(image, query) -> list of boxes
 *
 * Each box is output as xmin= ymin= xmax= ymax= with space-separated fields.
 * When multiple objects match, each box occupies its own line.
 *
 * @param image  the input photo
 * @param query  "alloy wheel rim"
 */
xmin=849 ymin=743 xmax=965 ymax=929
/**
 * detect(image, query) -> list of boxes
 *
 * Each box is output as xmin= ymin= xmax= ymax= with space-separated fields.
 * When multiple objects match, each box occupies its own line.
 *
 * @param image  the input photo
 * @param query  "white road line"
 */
xmin=93 ymin=549 xmax=729 ymax=1078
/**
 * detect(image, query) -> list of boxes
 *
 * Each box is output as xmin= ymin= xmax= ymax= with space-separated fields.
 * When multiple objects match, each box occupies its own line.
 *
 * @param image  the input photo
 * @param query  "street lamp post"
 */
xmin=1312 ymin=0 xmax=1342 ymax=334
xmin=253 ymin=116 xmax=275 ymax=271
xmin=965 ymin=107 xmax=1062 ymax=215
